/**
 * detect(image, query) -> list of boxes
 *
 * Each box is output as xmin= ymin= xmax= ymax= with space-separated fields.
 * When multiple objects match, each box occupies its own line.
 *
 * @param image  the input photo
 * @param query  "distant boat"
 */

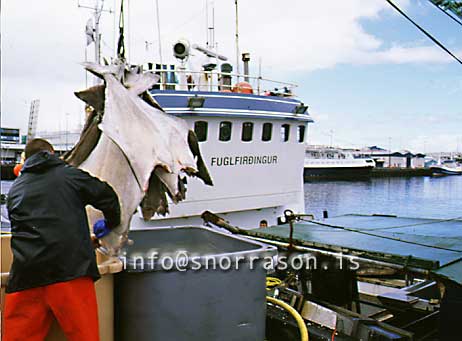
xmin=304 ymin=146 xmax=375 ymax=180
xmin=430 ymin=160 xmax=462 ymax=176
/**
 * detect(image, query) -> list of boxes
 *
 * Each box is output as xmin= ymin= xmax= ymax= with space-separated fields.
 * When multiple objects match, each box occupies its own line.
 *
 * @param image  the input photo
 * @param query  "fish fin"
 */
xmin=141 ymin=171 xmax=169 ymax=219
xmin=141 ymin=91 xmax=164 ymax=111
xmin=188 ymin=130 xmax=213 ymax=185
xmin=74 ymin=85 xmax=105 ymax=112
xmin=63 ymin=117 xmax=102 ymax=166
xmin=82 ymin=61 xmax=125 ymax=81
xmin=124 ymin=70 xmax=160 ymax=95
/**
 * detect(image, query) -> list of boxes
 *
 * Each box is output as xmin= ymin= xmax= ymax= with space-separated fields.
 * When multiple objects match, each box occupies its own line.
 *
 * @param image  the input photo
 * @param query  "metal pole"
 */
xmin=388 ymin=137 xmax=392 ymax=168
xmin=235 ymin=0 xmax=240 ymax=80
xmin=205 ymin=0 xmax=209 ymax=47
xmin=94 ymin=0 xmax=100 ymax=65
xmin=245 ymin=235 xmax=430 ymax=276
xmin=155 ymin=0 xmax=163 ymax=87
xmin=126 ymin=0 xmax=131 ymax=62
xmin=65 ymin=113 xmax=69 ymax=151
xmin=258 ymin=57 xmax=262 ymax=94
xmin=85 ymin=47 xmax=88 ymax=88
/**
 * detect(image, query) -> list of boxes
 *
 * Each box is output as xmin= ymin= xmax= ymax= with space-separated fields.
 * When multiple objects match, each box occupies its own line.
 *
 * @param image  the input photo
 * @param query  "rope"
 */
xmin=362 ymin=215 xmax=462 ymax=230
xmin=302 ymin=215 xmax=462 ymax=231
xmin=300 ymin=217 xmax=462 ymax=253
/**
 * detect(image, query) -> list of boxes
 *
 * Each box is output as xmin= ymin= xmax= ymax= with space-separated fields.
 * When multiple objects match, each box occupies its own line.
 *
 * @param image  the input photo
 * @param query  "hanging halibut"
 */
xmin=67 ymin=61 xmax=213 ymax=255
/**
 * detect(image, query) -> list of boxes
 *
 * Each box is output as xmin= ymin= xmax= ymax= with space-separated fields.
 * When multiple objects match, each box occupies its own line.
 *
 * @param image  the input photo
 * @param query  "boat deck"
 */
xmin=247 ymin=214 xmax=462 ymax=284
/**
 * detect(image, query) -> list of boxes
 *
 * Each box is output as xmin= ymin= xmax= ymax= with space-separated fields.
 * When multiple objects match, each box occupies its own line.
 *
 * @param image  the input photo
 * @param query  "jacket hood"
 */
xmin=22 ymin=151 xmax=64 ymax=173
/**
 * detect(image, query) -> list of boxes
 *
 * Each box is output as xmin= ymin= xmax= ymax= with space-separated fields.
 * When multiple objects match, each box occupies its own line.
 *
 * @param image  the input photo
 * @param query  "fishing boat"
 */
xmin=129 ymin=41 xmax=313 ymax=230
xmin=304 ymin=145 xmax=375 ymax=180
xmin=205 ymin=211 xmax=462 ymax=341
xmin=430 ymin=160 xmax=462 ymax=176
xmin=0 ymin=48 xmax=313 ymax=339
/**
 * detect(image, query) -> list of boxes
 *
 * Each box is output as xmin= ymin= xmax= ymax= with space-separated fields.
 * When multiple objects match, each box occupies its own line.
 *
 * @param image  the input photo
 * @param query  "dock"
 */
xmin=371 ymin=168 xmax=432 ymax=177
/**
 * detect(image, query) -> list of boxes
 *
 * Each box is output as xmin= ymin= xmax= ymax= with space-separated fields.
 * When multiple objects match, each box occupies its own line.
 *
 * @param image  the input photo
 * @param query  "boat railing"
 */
xmin=146 ymin=66 xmax=298 ymax=96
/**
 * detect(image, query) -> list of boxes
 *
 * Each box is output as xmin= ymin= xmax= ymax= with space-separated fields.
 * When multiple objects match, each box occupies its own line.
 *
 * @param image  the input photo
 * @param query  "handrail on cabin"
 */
xmin=146 ymin=67 xmax=298 ymax=96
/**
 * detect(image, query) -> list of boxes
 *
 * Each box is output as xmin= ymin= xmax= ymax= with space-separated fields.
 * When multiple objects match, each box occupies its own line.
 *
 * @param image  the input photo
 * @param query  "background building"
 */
xmin=355 ymin=146 xmax=426 ymax=168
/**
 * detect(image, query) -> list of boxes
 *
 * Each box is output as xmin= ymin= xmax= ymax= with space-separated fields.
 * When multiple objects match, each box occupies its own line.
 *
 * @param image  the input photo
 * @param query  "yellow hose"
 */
xmin=266 ymin=296 xmax=309 ymax=341
xmin=266 ymin=276 xmax=282 ymax=289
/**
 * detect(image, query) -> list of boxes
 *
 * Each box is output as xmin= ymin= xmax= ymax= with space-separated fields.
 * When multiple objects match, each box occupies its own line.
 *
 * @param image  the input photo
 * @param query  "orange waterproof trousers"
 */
xmin=2 ymin=277 xmax=99 ymax=341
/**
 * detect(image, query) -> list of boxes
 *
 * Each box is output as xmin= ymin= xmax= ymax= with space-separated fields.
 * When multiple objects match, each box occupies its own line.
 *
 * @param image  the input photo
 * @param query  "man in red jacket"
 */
xmin=3 ymin=138 xmax=121 ymax=341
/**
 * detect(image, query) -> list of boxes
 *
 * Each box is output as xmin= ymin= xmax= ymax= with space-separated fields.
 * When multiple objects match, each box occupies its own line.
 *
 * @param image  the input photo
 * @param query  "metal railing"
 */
xmin=147 ymin=67 xmax=298 ymax=96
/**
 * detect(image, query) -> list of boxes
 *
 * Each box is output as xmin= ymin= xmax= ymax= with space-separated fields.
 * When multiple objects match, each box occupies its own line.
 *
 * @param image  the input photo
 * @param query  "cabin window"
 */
xmin=242 ymin=122 xmax=254 ymax=142
xmin=281 ymin=124 xmax=290 ymax=142
xmin=219 ymin=121 xmax=232 ymax=141
xmin=194 ymin=121 xmax=208 ymax=142
xmin=297 ymin=125 xmax=306 ymax=143
xmin=262 ymin=123 xmax=272 ymax=142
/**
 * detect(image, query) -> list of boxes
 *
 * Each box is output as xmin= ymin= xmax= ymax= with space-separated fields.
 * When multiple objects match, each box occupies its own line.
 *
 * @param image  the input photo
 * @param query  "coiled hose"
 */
xmin=266 ymin=277 xmax=309 ymax=341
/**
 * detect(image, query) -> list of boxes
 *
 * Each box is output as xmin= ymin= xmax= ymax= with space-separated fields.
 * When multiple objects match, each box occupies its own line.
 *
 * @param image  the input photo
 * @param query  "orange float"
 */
xmin=232 ymin=82 xmax=253 ymax=94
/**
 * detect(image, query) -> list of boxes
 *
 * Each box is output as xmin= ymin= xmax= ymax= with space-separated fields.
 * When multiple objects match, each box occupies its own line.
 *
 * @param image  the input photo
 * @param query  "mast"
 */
xmin=155 ymin=0 xmax=163 ymax=66
xmin=79 ymin=0 xmax=111 ymax=82
xmin=205 ymin=1 xmax=215 ymax=52
xmin=235 ymin=0 xmax=240 ymax=77
xmin=94 ymin=0 xmax=101 ymax=65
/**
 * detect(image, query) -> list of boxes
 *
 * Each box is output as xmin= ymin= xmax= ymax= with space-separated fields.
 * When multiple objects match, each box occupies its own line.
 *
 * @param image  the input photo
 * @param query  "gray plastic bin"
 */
xmin=114 ymin=226 xmax=277 ymax=341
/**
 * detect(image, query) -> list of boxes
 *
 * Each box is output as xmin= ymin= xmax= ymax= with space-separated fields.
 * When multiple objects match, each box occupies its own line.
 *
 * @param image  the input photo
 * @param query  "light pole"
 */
xmin=388 ymin=137 xmax=392 ymax=168
xmin=65 ymin=113 xmax=70 ymax=151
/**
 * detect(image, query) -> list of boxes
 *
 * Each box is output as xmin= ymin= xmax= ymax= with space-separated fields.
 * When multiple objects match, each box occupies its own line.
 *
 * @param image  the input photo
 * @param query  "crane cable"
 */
xmin=385 ymin=0 xmax=462 ymax=66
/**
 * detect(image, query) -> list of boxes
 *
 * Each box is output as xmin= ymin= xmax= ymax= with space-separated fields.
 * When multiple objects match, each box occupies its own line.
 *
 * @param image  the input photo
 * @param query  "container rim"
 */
xmin=122 ymin=225 xmax=278 ymax=272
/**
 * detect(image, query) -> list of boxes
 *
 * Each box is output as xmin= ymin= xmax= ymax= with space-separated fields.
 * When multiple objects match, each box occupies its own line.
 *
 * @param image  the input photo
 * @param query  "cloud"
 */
xmin=1 ymin=0 xmax=457 ymax=135
xmin=308 ymin=108 xmax=462 ymax=153
xmin=124 ymin=0 xmax=444 ymax=73
xmin=350 ymin=44 xmax=460 ymax=65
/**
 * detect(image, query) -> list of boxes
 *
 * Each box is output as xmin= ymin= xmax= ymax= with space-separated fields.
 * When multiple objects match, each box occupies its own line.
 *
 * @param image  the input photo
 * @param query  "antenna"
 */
xmin=78 ymin=0 xmax=112 ymax=64
xmin=205 ymin=0 xmax=215 ymax=50
xmin=78 ymin=0 xmax=113 ymax=84
xmin=205 ymin=0 xmax=209 ymax=48
xmin=211 ymin=6 xmax=215 ymax=48
xmin=155 ymin=0 xmax=163 ymax=65
xmin=235 ymin=0 xmax=240 ymax=77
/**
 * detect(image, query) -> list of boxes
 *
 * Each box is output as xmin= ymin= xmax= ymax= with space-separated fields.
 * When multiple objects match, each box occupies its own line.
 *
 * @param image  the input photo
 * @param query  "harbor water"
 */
xmin=304 ymin=176 xmax=462 ymax=220
xmin=3 ymin=176 xmax=462 ymax=224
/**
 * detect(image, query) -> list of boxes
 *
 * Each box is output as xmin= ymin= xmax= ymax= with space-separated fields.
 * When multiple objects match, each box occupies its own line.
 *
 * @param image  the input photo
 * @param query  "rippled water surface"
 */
xmin=3 ymin=176 xmax=462 ymax=222
xmin=304 ymin=176 xmax=462 ymax=220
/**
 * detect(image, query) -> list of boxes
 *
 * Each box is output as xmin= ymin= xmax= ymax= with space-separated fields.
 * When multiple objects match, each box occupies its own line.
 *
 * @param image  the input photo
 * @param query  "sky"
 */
xmin=2 ymin=0 xmax=462 ymax=153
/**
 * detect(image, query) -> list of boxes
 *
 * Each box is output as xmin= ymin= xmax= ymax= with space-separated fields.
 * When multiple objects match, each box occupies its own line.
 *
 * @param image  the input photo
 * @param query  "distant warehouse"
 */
xmin=355 ymin=146 xmax=425 ymax=168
